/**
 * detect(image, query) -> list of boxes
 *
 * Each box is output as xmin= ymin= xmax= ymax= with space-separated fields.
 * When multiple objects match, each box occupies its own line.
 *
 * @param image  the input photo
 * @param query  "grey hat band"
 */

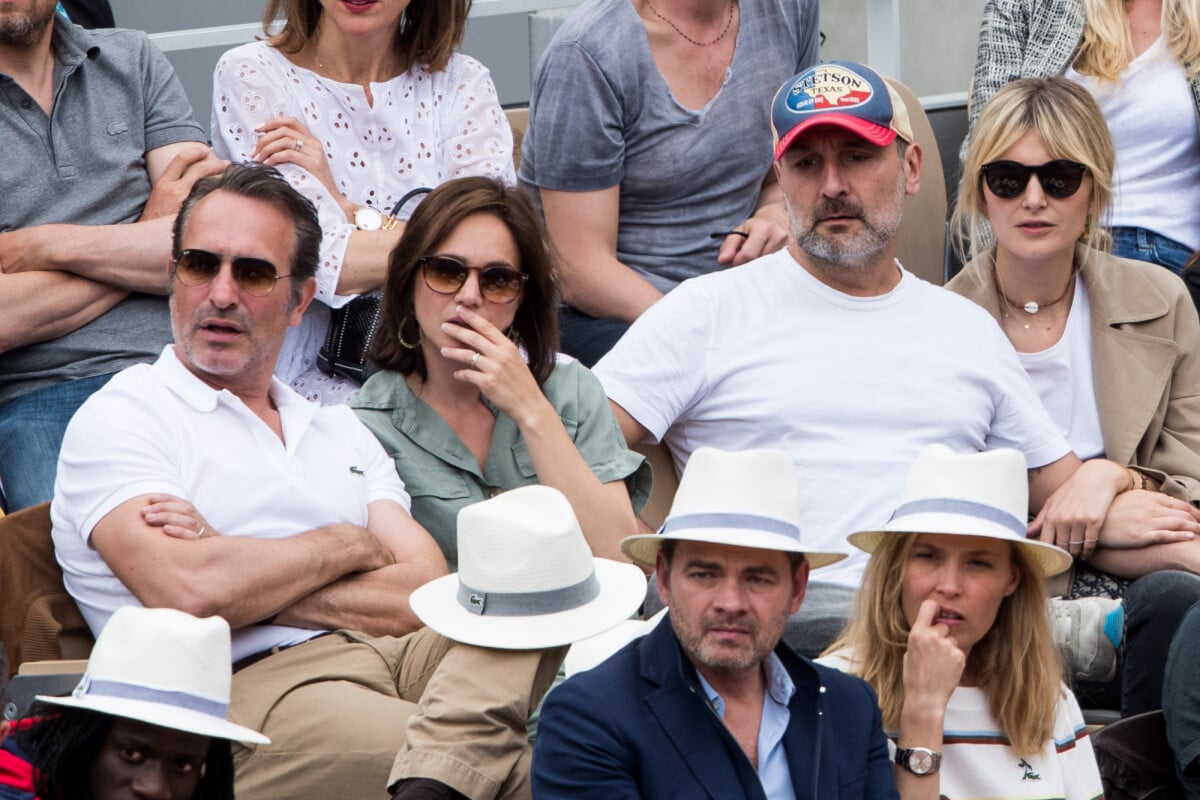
xmin=661 ymin=512 xmax=801 ymax=541
xmin=457 ymin=570 xmax=600 ymax=617
xmin=75 ymin=675 xmax=229 ymax=718
xmin=889 ymin=498 xmax=1026 ymax=538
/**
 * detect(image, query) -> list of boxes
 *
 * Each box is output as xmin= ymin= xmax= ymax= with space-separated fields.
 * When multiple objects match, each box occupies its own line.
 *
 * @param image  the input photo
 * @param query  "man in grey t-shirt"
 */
xmin=0 ymin=3 xmax=224 ymax=511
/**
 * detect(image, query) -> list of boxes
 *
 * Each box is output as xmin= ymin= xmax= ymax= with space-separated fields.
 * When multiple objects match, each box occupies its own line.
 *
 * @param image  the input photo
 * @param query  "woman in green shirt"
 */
xmin=352 ymin=177 xmax=649 ymax=568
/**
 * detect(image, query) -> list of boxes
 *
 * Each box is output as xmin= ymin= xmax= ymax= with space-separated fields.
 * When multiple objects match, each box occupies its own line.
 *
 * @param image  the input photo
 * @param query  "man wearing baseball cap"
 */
xmin=532 ymin=447 xmax=896 ymax=799
xmin=592 ymin=61 xmax=1104 ymax=658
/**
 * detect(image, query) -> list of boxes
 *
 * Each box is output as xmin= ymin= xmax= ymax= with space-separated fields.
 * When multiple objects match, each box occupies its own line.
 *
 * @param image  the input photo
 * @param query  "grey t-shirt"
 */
xmin=0 ymin=17 xmax=205 ymax=404
xmin=518 ymin=0 xmax=819 ymax=293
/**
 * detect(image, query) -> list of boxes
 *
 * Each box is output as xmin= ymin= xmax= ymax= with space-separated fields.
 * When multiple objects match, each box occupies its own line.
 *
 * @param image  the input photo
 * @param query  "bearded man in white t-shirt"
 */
xmin=594 ymin=61 xmax=1138 ymax=658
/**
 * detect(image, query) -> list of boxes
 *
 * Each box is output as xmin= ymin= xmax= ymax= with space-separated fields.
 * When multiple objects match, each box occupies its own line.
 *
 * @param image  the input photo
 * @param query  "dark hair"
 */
xmin=371 ymin=176 xmax=560 ymax=384
xmin=171 ymin=163 xmax=321 ymax=304
xmin=263 ymin=0 xmax=471 ymax=75
xmin=659 ymin=539 xmax=807 ymax=574
xmin=19 ymin=705 xmax=235 ymax=800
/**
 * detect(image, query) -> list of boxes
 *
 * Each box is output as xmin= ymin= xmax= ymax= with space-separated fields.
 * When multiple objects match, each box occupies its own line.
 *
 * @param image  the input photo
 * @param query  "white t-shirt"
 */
xmin=211 ymin=42 xmax=516 ymax=403
xmin=594 ymin=250 xmax=1070 ymax=586
xmin=1067 ymin=37 xmax=1200 ymax=250
xmin=1018 ymin=276 xmax=1106 ymax=460
xmin=818 ymin=652 xmax=1103 ymax=800
xmin=51 ymin=346 xmax=412 ymax=662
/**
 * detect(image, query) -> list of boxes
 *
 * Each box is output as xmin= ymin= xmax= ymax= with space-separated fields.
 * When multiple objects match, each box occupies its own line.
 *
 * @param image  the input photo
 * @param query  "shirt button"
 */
xmin=489 ymin=487 xmax=503 ymax=498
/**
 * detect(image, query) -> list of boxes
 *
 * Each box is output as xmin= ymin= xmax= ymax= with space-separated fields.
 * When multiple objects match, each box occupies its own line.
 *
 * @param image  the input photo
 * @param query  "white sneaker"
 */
xmin=1049 ymin=596 xmax=1124 ymax=683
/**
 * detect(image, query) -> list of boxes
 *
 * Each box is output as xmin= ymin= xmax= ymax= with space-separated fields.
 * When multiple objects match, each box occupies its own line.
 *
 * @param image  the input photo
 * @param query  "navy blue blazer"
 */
xmin=532 ymin=618 xmax=899 ymax=800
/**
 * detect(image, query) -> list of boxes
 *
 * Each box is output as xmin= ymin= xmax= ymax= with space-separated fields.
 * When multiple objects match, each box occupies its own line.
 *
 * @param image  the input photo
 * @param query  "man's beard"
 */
xmin=788 ymin=163 xmax=906 ymax=273
xmin=0 ymin=3 xmax=55 ymax=48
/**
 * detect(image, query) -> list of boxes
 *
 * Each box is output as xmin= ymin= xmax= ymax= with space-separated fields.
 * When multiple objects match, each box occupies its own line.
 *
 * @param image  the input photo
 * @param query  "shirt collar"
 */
xmin=154 ymin=345 xmax=301 ymax=416
xmin=695 ymin=651 xmax=796 ymax=719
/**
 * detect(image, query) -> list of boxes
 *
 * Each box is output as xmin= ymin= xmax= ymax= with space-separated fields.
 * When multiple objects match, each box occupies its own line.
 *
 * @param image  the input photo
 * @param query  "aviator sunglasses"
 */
xmin=979 ymin=159 xmax=1088 ymax=200
xmin=173 ymin=249 xmax=291 ymax=296
xmin=419 ymin=255 xmax=528 ymax=304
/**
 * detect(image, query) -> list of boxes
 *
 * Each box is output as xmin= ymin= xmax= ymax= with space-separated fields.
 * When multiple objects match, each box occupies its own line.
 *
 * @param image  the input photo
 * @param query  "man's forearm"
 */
xmin=0 ymin=217 xmax=175 ymax=294
xmin=0 ymin=271 xmax=127 ymax=352
xmin=276 ymin=555 xmax=447 ymax=637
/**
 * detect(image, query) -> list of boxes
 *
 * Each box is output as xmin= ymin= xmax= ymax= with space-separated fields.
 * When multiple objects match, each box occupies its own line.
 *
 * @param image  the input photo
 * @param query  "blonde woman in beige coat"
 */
xmin=948 ymin=76 xmax=1200 ymax=715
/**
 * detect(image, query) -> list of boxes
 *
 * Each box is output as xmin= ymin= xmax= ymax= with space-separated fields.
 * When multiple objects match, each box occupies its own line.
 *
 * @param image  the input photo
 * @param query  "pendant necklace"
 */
xmin=993 ymin=263 xmax=1077 ymax=331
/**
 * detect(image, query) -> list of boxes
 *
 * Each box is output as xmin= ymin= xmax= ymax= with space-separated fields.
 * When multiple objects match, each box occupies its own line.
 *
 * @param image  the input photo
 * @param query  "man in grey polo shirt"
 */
xmin=0 ymin=1 xmax=223 ymax=511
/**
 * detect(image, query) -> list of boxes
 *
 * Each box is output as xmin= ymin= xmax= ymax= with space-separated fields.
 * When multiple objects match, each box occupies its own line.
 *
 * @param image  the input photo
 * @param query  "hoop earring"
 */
xmin=399 ymin=315 xmax=421 ymax=350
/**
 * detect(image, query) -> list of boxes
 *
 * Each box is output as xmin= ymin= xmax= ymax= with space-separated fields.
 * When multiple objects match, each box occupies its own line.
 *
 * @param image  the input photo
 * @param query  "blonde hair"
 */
xmin=951 ymin=77 xmax=1115 ymax=263
xmin=1074 ymin=0 xmax=1200 ymax=81
xmin=826 ymin=534 xmax=1063 ymax=757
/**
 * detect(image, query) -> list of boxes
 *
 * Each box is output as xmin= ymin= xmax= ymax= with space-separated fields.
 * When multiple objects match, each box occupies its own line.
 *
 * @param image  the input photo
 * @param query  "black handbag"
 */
xmin=317 ymin=187 xmax=432 ymax=381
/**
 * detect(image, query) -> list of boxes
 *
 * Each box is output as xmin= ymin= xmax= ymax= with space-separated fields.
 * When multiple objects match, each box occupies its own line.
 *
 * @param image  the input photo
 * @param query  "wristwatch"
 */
xmin=354 ymin=206 xmax=398 ymax=231
xmin=895 ymin=747 xmax=941 ymax=776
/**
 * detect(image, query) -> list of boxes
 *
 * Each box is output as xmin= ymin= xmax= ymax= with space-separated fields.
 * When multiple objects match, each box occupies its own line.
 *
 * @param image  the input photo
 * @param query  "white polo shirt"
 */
xmin=52 ymin=346 xmax=412 ymax=661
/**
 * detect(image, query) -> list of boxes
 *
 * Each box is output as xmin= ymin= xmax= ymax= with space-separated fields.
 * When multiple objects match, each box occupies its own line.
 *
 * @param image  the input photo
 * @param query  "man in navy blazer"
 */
xmin=532 ymin=447 xmax=899 ymax=800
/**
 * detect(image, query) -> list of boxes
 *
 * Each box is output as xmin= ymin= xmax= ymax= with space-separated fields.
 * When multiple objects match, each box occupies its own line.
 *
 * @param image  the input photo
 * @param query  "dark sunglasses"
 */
xmin=173 ymin=249 xmax=291 ymax=296
xmin=420 ymin=255 xmax=528 ymax=304
xmin=980 ymin=159 xmax=1088 ymax=200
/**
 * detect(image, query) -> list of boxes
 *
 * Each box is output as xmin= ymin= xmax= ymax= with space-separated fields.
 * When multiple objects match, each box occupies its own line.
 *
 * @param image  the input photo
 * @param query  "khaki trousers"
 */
xmin=228 ymin=628 xmax=565 ymax=800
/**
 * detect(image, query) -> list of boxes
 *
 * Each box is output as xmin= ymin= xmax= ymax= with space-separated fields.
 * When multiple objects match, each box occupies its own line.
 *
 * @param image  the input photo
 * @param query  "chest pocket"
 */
xmin=392 ymin=454 xmax=473 ymax=500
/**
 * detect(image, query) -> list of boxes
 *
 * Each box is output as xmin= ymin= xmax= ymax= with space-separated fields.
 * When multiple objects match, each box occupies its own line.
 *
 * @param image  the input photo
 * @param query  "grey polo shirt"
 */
xmin=0 ymin=16 xmax=206 ymax=404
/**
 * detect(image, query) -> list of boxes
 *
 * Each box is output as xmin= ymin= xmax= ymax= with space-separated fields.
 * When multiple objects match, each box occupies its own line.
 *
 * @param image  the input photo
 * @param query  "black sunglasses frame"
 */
xmin=979 ymin=159 xmax=1088 ymax=201
xmin=419 ymin=255 xmax=528 ymax=304
xmin=173 ymin=249 xmax=292 ymax=296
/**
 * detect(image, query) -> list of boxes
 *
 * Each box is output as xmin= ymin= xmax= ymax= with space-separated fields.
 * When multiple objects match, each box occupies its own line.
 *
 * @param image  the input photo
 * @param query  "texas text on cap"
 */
xmin=771 ymin=60 xmax=914 ymax=160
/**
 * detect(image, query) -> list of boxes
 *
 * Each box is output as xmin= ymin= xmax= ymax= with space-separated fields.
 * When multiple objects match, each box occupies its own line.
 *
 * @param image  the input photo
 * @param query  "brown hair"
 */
xmin=826 ymin=533 xmax=1063 ymax=757
xmin=371 ymin=176 xmax=560 ymax=383
xmin=263 ymin=0 xmax=471 ymax=74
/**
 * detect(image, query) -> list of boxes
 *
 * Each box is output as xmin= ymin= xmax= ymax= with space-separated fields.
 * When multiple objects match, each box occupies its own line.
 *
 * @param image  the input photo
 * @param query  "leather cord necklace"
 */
xmin=643 ymin=0 xmax=737 ymax=47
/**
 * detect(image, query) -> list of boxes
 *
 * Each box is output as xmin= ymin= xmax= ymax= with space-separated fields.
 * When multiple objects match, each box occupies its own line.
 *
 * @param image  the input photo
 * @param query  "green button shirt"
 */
xmin=352 ymin=359 xmax=651 ymax=568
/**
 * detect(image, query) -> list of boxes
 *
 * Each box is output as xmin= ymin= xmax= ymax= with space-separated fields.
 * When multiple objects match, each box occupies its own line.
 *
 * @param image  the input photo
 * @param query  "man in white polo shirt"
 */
xmin=50 ymin=164 xmax=564 ymax=800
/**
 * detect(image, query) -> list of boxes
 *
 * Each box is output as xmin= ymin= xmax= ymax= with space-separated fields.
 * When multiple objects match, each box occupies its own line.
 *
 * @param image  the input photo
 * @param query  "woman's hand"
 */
xmin=1097 ymin=489 xmax=1200 ymax=550
xmin=716 ymin=211 xmax=791 ymax=267
xmin=253 ymin=116 xmax=351 ymax=219
xmin=141 ymin=494 xmax=217 ymax=540
xmin=902 ymin=598 xmax=965 ymax=714
xmin=441 ymin=305 xmax=550 ymax=425
xmin=1028 ymin=458 xmax=1130 ymax=560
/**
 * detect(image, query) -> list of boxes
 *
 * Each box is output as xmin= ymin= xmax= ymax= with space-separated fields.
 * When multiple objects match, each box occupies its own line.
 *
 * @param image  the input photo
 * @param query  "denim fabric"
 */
xmin=1163 ymin=599 xmax=1200 ymax=799
xmin=0 ymin=372 xmax=113 ymax=512
xmin=1076 ymin=570 xmax=1200 ymax=717
xmin=1110 ymin=226 xmax=1196 ymax=275
xmin=559 ymin=306 xmax=631 ymax=368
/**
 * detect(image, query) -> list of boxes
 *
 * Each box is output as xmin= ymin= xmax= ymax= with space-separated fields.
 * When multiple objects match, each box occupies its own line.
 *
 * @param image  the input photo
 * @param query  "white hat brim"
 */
xmin=565 ymin=607 xmax=667 ymax=676
xmin=410 ymin=558 xmax=648 ymax=649
xmin=848 ymin=512 xmax=1072 ymax=578
xmin=35 ymin=691 xmax=270 ymax=745
xmin=621 ymin=528 xmax=847 ymax=572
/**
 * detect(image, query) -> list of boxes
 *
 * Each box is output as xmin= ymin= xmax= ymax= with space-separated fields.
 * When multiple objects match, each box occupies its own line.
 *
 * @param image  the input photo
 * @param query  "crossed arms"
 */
xmin=90 ymin=494 xmax=448 ymax=637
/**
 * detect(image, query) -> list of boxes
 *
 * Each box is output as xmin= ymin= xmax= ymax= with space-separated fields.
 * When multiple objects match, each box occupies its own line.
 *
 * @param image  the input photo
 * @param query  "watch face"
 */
xmin=355 ymin=207 xmax=383 ymax=231
xmin=910 ymin=750 xmax=934 ymax=774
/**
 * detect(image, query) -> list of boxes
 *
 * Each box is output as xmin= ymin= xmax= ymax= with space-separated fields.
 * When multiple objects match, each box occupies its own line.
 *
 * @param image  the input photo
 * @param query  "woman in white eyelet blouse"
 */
xmin=210 ymin=0 xmax=514 ymax=405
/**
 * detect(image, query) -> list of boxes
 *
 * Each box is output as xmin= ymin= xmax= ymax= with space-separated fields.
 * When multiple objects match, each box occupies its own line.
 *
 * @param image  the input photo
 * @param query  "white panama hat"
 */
xmin=409 ymin=485 xmax=648 ymax=650
xmin=620 ymin=447 xmax=848 ymax=571
xmin=36 ymin=606 xmax=270 ymax=744
xmin=847 ymin=443 xmax=1073 ymax=576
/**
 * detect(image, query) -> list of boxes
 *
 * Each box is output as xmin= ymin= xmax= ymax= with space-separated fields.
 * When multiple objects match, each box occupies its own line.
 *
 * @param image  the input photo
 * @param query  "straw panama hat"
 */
xmin=620 ymin=447 xmax=848 ymax=571
xmin=847 ymin=443 xmax=1073 ymax=576
xmin=409 ymin=485 xmax=648 ymax=650
xmin=36 ymin=606 xmax=270 ymax=744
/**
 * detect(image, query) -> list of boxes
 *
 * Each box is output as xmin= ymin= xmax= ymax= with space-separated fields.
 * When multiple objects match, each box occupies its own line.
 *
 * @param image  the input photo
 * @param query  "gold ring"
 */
xmin=292 ymin=138 xmax=304 ymax=151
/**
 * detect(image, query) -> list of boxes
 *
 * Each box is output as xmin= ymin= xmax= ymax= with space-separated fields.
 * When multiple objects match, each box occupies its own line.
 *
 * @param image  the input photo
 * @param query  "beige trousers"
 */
xmin=227 ymin=628 xmax=565 ymax=800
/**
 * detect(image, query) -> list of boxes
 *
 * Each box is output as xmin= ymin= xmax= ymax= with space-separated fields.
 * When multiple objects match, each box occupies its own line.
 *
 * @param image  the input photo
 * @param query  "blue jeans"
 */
xmin=1110 ymin=226 xmax=1196 ymax=275
xmin=558 ymin=306 xmax=631 ymax=368
xmin=0 ymin=372 xmax=114 ymax=512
